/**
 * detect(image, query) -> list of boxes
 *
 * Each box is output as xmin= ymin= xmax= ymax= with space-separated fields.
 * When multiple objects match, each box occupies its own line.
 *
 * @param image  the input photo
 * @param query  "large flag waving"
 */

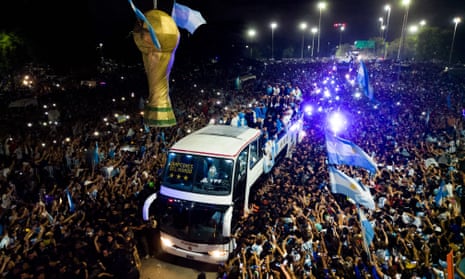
xmin=359 ymin=208 xmax=374 ymax=247
xmin=172 ymin=2 xmax=206 ymax=34
xmin=326 ymin=132 xmax=378 ymax=174
xmin=328 ymin=166 xmax=376 ymax=210
xmin=128 ymin=0 xmax=161 ymax=49
xmin=357 ymin=60 xmax=374 ymax=101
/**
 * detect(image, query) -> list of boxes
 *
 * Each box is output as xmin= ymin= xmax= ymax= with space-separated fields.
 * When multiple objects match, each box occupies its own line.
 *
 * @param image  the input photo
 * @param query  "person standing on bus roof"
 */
xmin=230 ymin=111 xmax=247 ymax=128
xmin=273 ymin=84 xmax=280 ymax=96
xmin=266 ymin=84 xmax=273 ymax=96
xmin=244 ymin=107 xmax=256 ymax=128
xmin=254 ymin=103 xmax=267 ymax=128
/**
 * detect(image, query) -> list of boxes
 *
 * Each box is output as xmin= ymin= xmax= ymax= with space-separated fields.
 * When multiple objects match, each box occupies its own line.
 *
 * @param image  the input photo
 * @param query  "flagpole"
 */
xmin=357 ymin=205 xmax=372 ymax=262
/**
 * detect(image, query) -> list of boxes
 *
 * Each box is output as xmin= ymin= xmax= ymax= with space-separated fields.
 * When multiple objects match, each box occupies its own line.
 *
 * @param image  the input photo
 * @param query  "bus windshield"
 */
xmin=162 ymin=152 xmax=233 ymax=195
xmin=157 ymin=195 xmax=229 ymax=244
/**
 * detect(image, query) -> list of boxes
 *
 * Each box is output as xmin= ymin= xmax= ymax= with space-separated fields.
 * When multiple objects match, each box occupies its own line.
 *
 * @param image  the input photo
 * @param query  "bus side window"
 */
xmin=235 ymin=149 xmax=247 ymax=183
xmin=233 ymin=149 xmax=248 ymax=224
xmin=249 ymin=139 xmax=259 ymax=168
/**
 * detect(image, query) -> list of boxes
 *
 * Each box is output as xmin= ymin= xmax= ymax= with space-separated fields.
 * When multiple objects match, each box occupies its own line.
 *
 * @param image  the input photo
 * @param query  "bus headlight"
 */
xmin=160 ymin=237 xmax=174 ymax=247
xmin=208 ymin=250 xmax=228 ymax=258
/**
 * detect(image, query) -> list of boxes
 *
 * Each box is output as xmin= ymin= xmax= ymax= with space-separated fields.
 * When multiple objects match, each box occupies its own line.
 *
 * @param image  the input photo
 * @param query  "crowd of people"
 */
xmin=217 ymin=61 xmax=465 ymax=279
xmin=0 ymin=57 xmax=464 ymax=279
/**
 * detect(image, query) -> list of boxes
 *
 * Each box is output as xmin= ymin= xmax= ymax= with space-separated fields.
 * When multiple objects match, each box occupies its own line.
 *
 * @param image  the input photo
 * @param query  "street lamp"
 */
xmin=247 ymin=28 xmax=256 ymax=58
xmin=449 ymin=17 xmax=461 ymax=65
xmin=409 ymin=25 xmax=418 ymax=34
xmin=339 ymin=25 xmax=345 ymax=50
xmin=379 ymin=17 xmax=384 ymax=37
xmin=397 ymin=0 xmax=411 ymax=61
xmin=97 ymin=42 xmax=104 ymax=62
xmin=408 ymin=24 xmax=421 ymax=59
xmin=317 ymin=2 xmax=327 ymax=56
xmin=383 ymin=5 xmax=391 ymax=59
xmin=270 ymin=22 xmax=278 ymax=59
xmin=384 ymin=5 xmax=391 ymax=41
xmin=299 ymin=22 xmax=307 ymax=59
xmin=311 ymin=27 xmax=318 ymax=58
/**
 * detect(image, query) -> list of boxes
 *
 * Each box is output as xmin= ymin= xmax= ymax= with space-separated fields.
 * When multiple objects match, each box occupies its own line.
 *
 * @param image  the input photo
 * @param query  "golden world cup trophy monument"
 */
xmin=133 ymin=10 xmax=180 ymax=127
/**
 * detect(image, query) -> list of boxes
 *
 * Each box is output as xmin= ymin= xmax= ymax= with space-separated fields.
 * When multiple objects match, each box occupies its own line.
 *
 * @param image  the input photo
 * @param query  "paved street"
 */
xmin=139 ymin=230 xmax=218 ymax=279
xmin=140 ymin=254 xmax=218 ymax=279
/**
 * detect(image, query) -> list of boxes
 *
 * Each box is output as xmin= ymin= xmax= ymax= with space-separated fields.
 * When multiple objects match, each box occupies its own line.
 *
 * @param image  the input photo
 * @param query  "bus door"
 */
xmin=231 ymin=148 xmax=248 ymax=228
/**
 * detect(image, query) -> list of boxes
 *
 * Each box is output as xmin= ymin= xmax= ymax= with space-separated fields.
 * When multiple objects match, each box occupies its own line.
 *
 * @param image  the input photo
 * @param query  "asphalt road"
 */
xmin=139 ymin=253 xmax=219 ymax=279
xmin=139 ymin=230 xmax=219 ymax=279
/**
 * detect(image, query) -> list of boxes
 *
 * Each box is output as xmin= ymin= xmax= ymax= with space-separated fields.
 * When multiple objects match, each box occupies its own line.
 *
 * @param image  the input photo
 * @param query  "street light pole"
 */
xmin=384 ymin=5 xmax=391 ymax=41
xmin=311 ymin=27 xmax=318 ymax=58
xmin=379 ymin=17 xmax=384 ymax=38
xmin=397 ymin=0 xmax=411 ymax=61
xmin=98 ymin=43 xmax=104 ymax=63
xmin=408 ymin=24 xmax=418 ymax=59
xmin=383 ymin=5 xmax=391 ymax=58
xmin=449 ymin=17 xmax=461 ymax=65
xmin=247 ymin=29 xmax=256 ymax=58
xmin=317 ymin=2 xmax=326 ymax=57
xmin=270 ymin=22 xmax=277 ymax=59
xmin=339 ymin=25 xmax=345 ymax=50
xmin=300 ymin=22 xmax=307 ymax=59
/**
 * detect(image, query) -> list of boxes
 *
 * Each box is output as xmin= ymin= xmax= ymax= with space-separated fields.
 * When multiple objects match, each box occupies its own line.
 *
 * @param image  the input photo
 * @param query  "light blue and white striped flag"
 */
xmin=65 ymin=188 xmax=76 ymax=213
xmin=359 ymin=208 xmax=374 ymax=247
xmin=357 ymin=60 xmax=374 ymax=101
xmin=172 ymin=3 xmax=206 ymax=34
xmin=326 ymin=132 xmax=378 ymax=174
xmin=128 ymin=0 xmax=161 ymax=49
xmin=328 ymin=166 xmax=375 ymax=210
xmin=435 ymin=179 xmax=447 ymax=207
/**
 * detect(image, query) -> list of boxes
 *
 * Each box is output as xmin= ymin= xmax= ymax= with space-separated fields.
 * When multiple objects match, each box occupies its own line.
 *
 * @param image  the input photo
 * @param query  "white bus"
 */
xmin=144 ymin=118 xmax=303 ymax=264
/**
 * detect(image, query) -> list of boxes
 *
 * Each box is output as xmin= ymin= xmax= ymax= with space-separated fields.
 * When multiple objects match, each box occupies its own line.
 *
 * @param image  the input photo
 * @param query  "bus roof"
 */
xmin=169 ymin=125 xmax=262 ymax=158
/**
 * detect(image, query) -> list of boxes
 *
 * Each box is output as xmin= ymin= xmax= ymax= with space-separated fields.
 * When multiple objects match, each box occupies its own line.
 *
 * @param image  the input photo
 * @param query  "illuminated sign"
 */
xmin=169 ymin=162 xmax=193 ymax=174
xmin=354 ymin=40 xmax=375 ymax=49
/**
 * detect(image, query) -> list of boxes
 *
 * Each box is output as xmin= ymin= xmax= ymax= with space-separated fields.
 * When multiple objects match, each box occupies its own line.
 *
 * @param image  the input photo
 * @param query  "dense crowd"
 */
xmin=0 ymin=57 xmax=464 ymax=279
xmin=218 ymin=61 xmax=465 ymax=279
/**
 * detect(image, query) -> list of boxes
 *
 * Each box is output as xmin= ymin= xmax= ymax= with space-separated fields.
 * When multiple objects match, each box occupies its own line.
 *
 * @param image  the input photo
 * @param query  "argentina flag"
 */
xmin=359 ymin=208 xmax=374 ymax=247
xmin=435 ymin=179 xmax=447 ymax=207
xmin=328 ymin=166 xmax=375 ymax=210
xmin=172 ymin=2 xmax=206 ymax=34
xmin=325 ymin=132 xmax=378 ymax=174
xmin=357 ymin=60 xmax=374 ymax=101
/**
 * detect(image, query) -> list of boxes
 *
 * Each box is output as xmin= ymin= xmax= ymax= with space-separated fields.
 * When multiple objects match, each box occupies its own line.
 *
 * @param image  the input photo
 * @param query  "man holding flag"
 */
xmin=326 ymin=128 xmax=378 ymax=265
xmin=328 ymin=165 xmax=376 ymax=264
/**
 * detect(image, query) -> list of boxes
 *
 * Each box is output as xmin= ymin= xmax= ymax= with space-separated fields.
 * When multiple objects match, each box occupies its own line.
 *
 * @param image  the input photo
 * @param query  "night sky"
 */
xmin=1 ymin=0 xmax=463 ymax=70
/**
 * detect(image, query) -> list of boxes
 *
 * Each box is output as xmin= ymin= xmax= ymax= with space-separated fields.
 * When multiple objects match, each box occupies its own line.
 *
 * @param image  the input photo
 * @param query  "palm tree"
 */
xmin=0 ymin=31 xmax=23 ymax=93
xmin=0 ymin=31 xmax=22 ymax=73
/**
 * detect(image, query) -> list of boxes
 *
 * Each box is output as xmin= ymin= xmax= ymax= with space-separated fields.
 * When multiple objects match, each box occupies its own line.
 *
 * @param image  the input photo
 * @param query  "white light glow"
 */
xmin=328 ymin=111 xmax=347 ymax=134
xmin=160 ymin=237 xmax=173 ymax=247
xmin=208 ymin=250 xmax=228 ymax=258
